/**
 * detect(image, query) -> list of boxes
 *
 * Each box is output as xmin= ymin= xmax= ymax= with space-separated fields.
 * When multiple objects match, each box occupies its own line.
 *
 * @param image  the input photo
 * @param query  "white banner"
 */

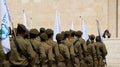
xmin=81 ymin=18 xmax=89 ymax=41
xmin=23 ymin=10 xmax=29 ymax=30
xmin=0 ymin=0 xmax=11 ymax=54
xmin=53 ymin=10 xmax=61 ymax=41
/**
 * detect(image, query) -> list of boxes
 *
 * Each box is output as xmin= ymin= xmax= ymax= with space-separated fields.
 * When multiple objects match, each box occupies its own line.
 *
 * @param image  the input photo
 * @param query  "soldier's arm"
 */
xmin=54 ymin=43 xmax=60 ymax=57
xmin=69 ymin=43 xmax=75 ymax=56
xmin=26 ymin=42 xmax=36 ymax=67
xmin=48 ymin=46 xmax=55 ymax=61
xmin=102 ymin=43 xmax=107 ymax=56
xmin=64 ymin=46 xmax=70 ymax=59
xmin=39 ymin=45 xmax=46 ymax=61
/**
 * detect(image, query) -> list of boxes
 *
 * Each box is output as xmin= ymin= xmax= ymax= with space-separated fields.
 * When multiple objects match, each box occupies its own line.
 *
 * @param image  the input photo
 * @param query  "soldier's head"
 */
xmin=96 ymin=36 xmax=101 ymax=42
xmin=17 ymin=24 xmax=27 ymax=36
xmin=39 ymin=27 xmax=45 ymax=34
xmin=56 ymin=33 xmax=64 ymax=43
xmin=70 ymin=30 xmax=75 ymax=37
xmin=24 ymin=29 xmax=30 ymax=39
xmin=89 ymin=34 xmax=95 ymax=40
xmin=64 ymin=31 xmax=71 ymax=39
xmin=30 ymin=28 xmax=39 ymax=38
xmin=45 ymin=29 xmax=53 ymax=39
xmin=40 ymin=33 xmax=48 ymax=42
xmin=75 ymin=31 xmax=83 ymax=38
xmin=61 ymin=31 xmax=65 ymax=40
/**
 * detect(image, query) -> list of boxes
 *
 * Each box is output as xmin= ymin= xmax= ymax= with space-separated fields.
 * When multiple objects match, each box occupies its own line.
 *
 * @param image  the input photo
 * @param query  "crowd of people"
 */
xmin=0 ymin=24 xmax=107 ymax=67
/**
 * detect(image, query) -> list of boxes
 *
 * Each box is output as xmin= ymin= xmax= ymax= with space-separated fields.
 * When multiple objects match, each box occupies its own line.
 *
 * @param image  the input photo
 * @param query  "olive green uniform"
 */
xmin=95 ymin=42 xmax=107 ymax=67
xmin=63 ymin=39 xmax=75 ymax=67
xmin=46 ymin=39 xmax=60 ymax=67
xmin=58 ymin=43 xmax=70 ymax=67
xmin=73 ymin=38 xmax=83 ymax=67
xmin=78 ymin=38 xmax=88 ymax=67
xmin=9 ymin=36 xmax=36 ymax=67
xmin=87 ymin=42 xmax=97 ymax=67
xmin=40 ymin=42 xmax=55 ymax=67
xmin=29 ymin=38 xmax=46 ymax=67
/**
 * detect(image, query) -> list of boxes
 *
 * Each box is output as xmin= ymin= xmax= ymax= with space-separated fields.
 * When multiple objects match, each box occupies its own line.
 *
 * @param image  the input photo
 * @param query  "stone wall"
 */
xmin=5 ymin=0 xmax=120 ymax=38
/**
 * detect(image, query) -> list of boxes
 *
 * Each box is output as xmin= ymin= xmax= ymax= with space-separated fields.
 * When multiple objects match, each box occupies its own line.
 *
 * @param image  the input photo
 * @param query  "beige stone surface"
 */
xmin=104 ymin=39 xmax=120 ymax=67
xmin=2 ymin=0 xmax=119 ymax=38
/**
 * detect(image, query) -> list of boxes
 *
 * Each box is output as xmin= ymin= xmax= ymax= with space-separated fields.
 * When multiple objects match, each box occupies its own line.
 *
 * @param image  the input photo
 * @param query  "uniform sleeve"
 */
xmin=91 ymin=43 xmax=97 ymax=60
xmin=64 ymin=46 xmax=70 ymax=59
xmin=54 ymin=43 xmax=60 ymax=57
xmin=48 ymin=46 xmax=55 ymax=61
xmin=69 ymin=43 xmax=75 ymax=56
xmin=77 ymin=42 xmax=83 ymax=59
xmin=26 ymin=41 xmax=36 ymax=66
xmin=102 ymin=43 xmax=107 ymax=56
xmin=39 ymin=45 xmax=46 ymax=60
xmin=82 ymin=39 xmax=88 ymax=53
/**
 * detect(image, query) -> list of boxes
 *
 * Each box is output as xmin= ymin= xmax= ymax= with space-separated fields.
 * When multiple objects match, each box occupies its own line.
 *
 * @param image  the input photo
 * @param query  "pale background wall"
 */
xmin=5 ymin=0 xmax=120 ymax=38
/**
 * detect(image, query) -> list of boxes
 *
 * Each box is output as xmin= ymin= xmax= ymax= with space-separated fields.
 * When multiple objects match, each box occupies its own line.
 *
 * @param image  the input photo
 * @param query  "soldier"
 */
xmin=56 ymin=33 xmax=70 ymax=67
xmin=39 ymin=27 xmax=46 ymax=41
xmin=46 ymin=29 xmax=60 ymax=67
xmin=88 ymin=34 xmax=98 ymax=67
xmin=29 ymin=29 xmax=46 ymax=67
xmin=63 ymin=31 xmax=75 ymax=67
xmin=86 ymin=34 xmax=98 ymax=67
xmin=40 ymin=33 xmax=55 ymax=67
xmin=74 ymin=31 xmax=88 ymax=67
xmin=69 ymin=30 xmax=76 ymax=44
xmin=9 ymin=24 xmax=36 ymax=67
xmin=39 ymin=27 xmax=45 ymax=35
xmin=95 ymin=36 xmax=107 ymax=67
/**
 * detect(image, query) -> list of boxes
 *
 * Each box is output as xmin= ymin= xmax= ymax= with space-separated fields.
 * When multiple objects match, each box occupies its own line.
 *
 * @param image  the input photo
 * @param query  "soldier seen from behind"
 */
xmin=40 ymin=33 xmax=55 ymax=67
xmin=86 ymin=34 xmax=98 ymax=67
xmin=95 ymin=36 xmax=107 ymax=67
xmin=9 ymin=24 xmax=36 ymax=67
xmin=29 ymin=29 xmax=46 ymax=67
xmin=46 ymin=29 xmax=60 ymax=67
xmin=63 ymin=31 xmax=75 ymax=67
xmin=56 ymin=33 xmax=70 ymax=67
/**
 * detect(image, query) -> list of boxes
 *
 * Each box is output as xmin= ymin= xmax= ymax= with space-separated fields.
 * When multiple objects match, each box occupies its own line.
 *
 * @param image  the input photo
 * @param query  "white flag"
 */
xmin=0 ymin=0 xmax=11 ymax=54
xmin=53 ymin=10 xmax=61 ymax=41
xmin=96 ymin=19 xmax=103 ymax=43
xmin=70 ymin=21 xmax=74 ymax=31
xmin=23 ymin=10 xmax=29 ymax=29
xmin=81 ymin=18 xmax=89 ymax=41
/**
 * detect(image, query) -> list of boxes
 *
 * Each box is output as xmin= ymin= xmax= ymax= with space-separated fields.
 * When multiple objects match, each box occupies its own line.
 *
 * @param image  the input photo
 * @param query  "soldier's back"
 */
xmin=40 ymin=42 xmax=55 ymax=67
xmin=9 ymin=36 xmax=36 ymax=67
xmin=58 ymin=44 xmax=70 ymax=67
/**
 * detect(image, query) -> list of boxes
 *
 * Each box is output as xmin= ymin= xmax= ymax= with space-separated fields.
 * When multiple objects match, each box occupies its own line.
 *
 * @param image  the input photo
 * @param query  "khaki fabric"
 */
xmin=95 ymin=42 xmax=107 ymax=67
xmin=74 ymin=39 xmax=83 ymax=67
xmin=46 ymin=39 xmax=60 ymax=59
xmin=29 ymin=38 xmax=46 ymax=67
xmin=58 ymin=43 xmax=70 ymax=67
xmin=63 ymin=39 xmax=75 ymax=56
xmin=63 ymin=39 xmax=75 ymax=67
xmin=9 ymin=36 xmax=36 ymax=67
xmin=40 ymin=42 xmax=55 ymax=67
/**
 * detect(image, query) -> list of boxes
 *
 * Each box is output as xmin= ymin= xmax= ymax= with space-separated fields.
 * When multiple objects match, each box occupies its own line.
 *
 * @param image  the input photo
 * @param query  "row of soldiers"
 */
xmin=0 ymin=24 xmax=107 ymax=67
